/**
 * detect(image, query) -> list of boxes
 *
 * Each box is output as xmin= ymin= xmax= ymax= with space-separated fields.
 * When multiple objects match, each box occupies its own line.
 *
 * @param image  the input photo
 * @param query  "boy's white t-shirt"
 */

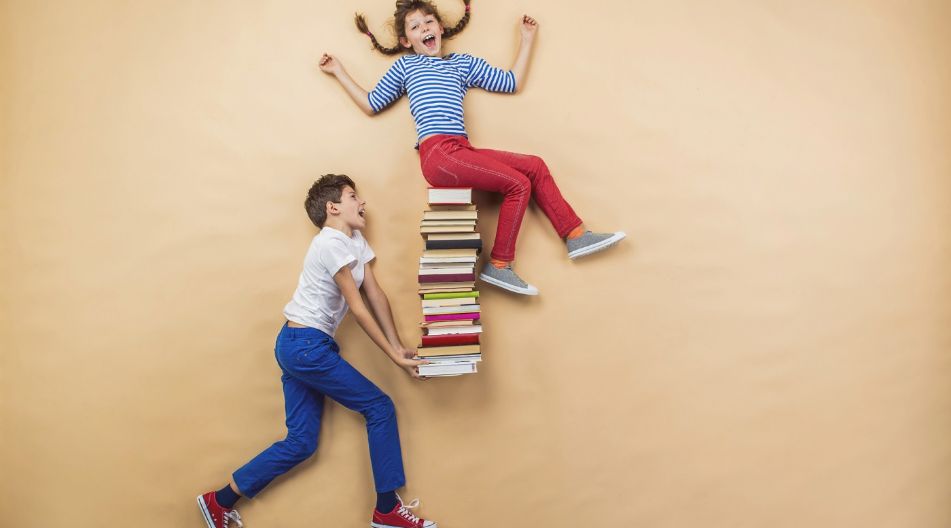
xmin=283 ymin=227 xmax=375 ymax=336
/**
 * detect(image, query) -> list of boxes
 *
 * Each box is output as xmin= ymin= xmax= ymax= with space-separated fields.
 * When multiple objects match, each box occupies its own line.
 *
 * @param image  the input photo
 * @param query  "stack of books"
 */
xmin=417 ymin=188 xmax=484 ymax=377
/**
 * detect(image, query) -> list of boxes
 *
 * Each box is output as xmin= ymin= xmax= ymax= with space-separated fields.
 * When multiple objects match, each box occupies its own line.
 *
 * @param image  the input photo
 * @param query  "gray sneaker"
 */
xmin=567 ymin=231 xmax=626 ymax=259
xmin=478 ymin=263 xmax=539 ymax=295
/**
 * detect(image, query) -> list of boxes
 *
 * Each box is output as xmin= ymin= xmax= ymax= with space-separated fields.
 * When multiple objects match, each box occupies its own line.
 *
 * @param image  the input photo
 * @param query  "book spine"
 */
xmin=425 ymin=239 xmax=484 ymax=251
xmin=422 ymin=291 xmax=480 ymax=300
xmin=424 ymin=312 xmax=480 ymax=322
xmin=418 ymin=273 xmax=476 ymax=283
xmin=421 ymin=334 xmax=480 ymax=347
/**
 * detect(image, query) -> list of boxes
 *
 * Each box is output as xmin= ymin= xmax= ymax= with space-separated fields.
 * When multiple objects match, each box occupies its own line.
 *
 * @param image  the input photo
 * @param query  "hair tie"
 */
xmin=366 ymin=31 xmax=374 ymax=37
xmin=464 ymin=5 xmax=470 ymax=12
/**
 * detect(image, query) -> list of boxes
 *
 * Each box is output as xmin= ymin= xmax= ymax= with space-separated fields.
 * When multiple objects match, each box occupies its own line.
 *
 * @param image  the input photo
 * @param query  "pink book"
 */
xmin=424 ymin=312 xmax=480 ymax=322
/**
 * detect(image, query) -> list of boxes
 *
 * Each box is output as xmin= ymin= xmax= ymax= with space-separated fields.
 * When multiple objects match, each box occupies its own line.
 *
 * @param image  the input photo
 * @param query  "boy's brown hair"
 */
xmin=305 ymin=174 xmax=357 ymax=227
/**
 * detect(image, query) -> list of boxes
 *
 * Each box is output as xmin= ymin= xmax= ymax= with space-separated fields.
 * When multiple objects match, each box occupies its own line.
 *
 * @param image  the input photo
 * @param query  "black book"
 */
xmin=425 ymin=239 xmax=484 ymax=251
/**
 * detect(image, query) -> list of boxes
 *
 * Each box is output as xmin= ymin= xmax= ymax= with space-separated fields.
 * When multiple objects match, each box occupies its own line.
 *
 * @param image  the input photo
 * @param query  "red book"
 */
xmin=418 ymin=273 xmax=476 ymax=283
xmin=421 ymin=333 xmax=480 ymax=347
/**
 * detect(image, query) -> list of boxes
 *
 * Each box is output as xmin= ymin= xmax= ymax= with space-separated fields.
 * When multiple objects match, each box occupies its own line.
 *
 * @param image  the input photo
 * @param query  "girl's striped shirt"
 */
xmin=367 ymin=53 xmax=516 ymax=143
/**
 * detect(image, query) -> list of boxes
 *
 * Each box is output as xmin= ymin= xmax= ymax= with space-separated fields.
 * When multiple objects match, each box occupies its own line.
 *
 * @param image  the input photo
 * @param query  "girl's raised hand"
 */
xmin=520 ymin=15 xmax=538 ymax=39
xmin=318 ymin=53 xmax=342 ymax=74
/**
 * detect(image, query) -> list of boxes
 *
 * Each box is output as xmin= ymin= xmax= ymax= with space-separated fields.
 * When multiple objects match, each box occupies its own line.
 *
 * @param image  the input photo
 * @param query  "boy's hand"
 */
xmin=520 ymin=15 xmax=538 ymax=40
xmin=394 ymin=354 xmax=429 ymax=380
xmin=319 ymin=53 xmax=343 ymax=75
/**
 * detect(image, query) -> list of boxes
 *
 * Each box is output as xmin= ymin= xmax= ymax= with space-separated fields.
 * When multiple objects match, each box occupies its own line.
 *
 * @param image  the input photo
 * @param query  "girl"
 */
xmin=319 ymin=0 xmax=625 ymax=296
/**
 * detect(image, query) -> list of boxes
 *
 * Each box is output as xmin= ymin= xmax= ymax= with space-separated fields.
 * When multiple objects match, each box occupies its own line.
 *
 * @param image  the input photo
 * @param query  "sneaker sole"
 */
xmin=196 ymin=495 xmax=215 ymax=528
xmin=478 ymin=273 xmax=539 ymax=295
xmin=568 ymin=231 xmax=626 ymax=260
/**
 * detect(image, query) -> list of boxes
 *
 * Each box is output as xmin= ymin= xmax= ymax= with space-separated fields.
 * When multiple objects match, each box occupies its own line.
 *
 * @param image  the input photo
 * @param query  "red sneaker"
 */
xmin=371 ymin=494 xmax=437 ymax=528
xmin=197 ymin=491 xmax=244 ymax=528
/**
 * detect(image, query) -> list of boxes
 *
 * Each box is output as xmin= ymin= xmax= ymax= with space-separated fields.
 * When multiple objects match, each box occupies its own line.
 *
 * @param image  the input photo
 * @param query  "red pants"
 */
xmin=418 ymin=135 xmax=582 ymax=262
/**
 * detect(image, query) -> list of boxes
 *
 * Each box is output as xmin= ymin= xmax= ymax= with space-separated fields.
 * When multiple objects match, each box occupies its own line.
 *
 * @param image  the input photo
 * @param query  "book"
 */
xmin=425 ymin=239 xmax=484 ymax=251
xmin=422 ymin=248 xmax=478 ymax=258
xmin=419 ymin=257 xmax=479 ymax=265
xmin=420 ymin=224 xmax=478 ymax=234
xmin=418 ymin=273 xmax=476 ymax=283
xmin=421 ymin=333 xmax=480 ymax=347
xmin=416 ymin=343 xmax=481 ymax=356
xmin=428 ymin=204 xmax=477 ymax=211
xmin=418 ymin=361 xmax=478 ymax=377
xmin=422 ymin=291 xmax=480 ymax=300
xmin=419 ymin=257 xmax=475 ymax=269
xmin=428 ymin=187 xmax=472 ymax=205
xmin=422 ymin=210 xmax=479 ymax=221
xmin=422 ymin=304 xmax=481 ymax=315
xmin=423 ymin=312 xmax=480 ymax=322
xmin=420 ymin=320 xmax=479 ymax=328
xmin=426 ymin=233 xmax=481 ymax=240
xmin=423 ymin=325 xmax=483 ymax=336
xmin=418 ymin=284 xmax=475 ymax=294
xmin=421 ymin=297 xmax=480 ymax=308
xmin=417 ymin=267 xmax=476 ymax=275
xmin=419 ymin=220 xmax=477 ymax=227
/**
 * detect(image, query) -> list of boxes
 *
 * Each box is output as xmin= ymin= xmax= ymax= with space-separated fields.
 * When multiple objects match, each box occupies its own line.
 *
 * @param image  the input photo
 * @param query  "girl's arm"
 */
xmin=334 ymin=265 xmax=425 ymax=378
xmin=510 ymin=15 xmax=539 ymax=91
xmin=319 ymin=53 xmax=374 ymax=116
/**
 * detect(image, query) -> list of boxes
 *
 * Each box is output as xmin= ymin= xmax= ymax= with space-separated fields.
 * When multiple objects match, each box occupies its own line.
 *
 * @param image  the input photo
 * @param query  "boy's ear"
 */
xmin=326 ymin=201 xmax=340 ymax=217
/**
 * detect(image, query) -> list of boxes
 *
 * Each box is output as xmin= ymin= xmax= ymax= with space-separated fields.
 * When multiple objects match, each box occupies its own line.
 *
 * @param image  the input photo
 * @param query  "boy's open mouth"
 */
xmin=358 ymin=208 xmax=366 ymax=218
xmin=422 ymin=34 xmax=436 ymax=49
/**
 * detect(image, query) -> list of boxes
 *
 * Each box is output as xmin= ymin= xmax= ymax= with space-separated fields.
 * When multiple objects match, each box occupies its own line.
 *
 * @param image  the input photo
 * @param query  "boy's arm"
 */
xmin=510 ymin=15 xmax=538 ymax=91
xmin=334 ymin=265 xmax=424 ymax=378
xmin=319 ymin=53 xmax=374 ymax=115
xmin=361 ymin=262 xmax=406 ymax=352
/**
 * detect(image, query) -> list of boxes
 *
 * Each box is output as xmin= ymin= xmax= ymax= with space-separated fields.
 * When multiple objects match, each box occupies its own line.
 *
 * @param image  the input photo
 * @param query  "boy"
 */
xmin=197 ymin=174 xmax=436 ymax=528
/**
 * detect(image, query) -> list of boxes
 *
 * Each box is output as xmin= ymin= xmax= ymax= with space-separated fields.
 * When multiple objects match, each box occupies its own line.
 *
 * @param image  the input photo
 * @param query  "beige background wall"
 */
xmin=2 ymin=0 xmax=950 ymax=526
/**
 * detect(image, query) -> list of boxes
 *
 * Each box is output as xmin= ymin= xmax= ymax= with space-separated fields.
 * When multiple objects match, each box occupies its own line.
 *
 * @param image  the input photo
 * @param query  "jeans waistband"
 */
xmin=279 ymin=321 xmax=333 ymax=341
xmin=418 ymin=133 xmax=467 ymax=152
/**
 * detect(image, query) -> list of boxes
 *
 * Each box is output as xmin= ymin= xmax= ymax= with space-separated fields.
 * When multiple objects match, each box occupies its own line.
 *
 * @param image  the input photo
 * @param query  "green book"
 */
xmin=422 ymin=291 xmax=481 ymax=300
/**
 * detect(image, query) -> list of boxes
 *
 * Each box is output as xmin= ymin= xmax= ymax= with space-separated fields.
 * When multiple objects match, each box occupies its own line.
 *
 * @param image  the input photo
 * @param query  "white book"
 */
xmin=418 ymin=361 xmax=478 ymax=377
xmin=424 ymin=325 xmax=484 ymax=336
xmin=422 ymin=304 xmax=481 ymax=315
xmin=417 ymin=354 xmax=482 ymax=362
xmin=421 ymin=297 xmax=480 ymax=308
xmin=428 ymin=188 xmax=472 ymax=205
xmin=422 ymin=210 xmax=478 ymax=221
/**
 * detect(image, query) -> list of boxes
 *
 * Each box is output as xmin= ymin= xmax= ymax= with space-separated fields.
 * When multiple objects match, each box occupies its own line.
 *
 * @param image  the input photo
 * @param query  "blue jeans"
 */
xmin=232 ymin=323 xmax=406 ymax=497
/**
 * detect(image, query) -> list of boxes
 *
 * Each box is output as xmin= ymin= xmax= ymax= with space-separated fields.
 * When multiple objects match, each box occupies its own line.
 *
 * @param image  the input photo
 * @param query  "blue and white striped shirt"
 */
xmin=367 ymin=53 xmax=517 ymax=142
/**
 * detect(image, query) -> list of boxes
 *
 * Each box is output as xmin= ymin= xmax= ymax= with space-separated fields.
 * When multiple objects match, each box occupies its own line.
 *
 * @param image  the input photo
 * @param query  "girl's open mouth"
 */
xmin=422 ymin=34 xmax=436 ymax=49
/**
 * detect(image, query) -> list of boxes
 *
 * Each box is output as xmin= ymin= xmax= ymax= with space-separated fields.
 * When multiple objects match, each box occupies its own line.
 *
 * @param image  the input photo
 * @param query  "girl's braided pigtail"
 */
xmin=442 ymin=0 xmax=471 ymax=39
xmin=355 ymin=13 xmax=403 ymax=55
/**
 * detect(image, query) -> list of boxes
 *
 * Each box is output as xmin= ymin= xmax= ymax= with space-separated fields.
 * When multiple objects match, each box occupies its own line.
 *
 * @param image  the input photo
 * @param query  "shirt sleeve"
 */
xmin=355 ymin=231 xmax=376 ymax=264
xmin=318 ymin=239 xmax=357 ymax=277
xmin=367 ymin=58 xmax=407 ymax=113
xmin=464 ymin=54 xmax=516 ymax=93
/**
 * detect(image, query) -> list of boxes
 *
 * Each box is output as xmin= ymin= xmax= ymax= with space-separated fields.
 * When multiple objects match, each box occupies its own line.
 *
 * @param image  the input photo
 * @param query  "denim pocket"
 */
xmin=289 ymin=336 xmax=340 ymax=373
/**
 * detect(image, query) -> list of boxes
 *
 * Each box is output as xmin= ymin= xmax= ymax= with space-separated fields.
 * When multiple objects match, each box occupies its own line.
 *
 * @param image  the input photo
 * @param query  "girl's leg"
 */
xmin=471 ymin=148 xmax=583 ymax=238
xmin=420 ymin=136 xmax=532 ymax=262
